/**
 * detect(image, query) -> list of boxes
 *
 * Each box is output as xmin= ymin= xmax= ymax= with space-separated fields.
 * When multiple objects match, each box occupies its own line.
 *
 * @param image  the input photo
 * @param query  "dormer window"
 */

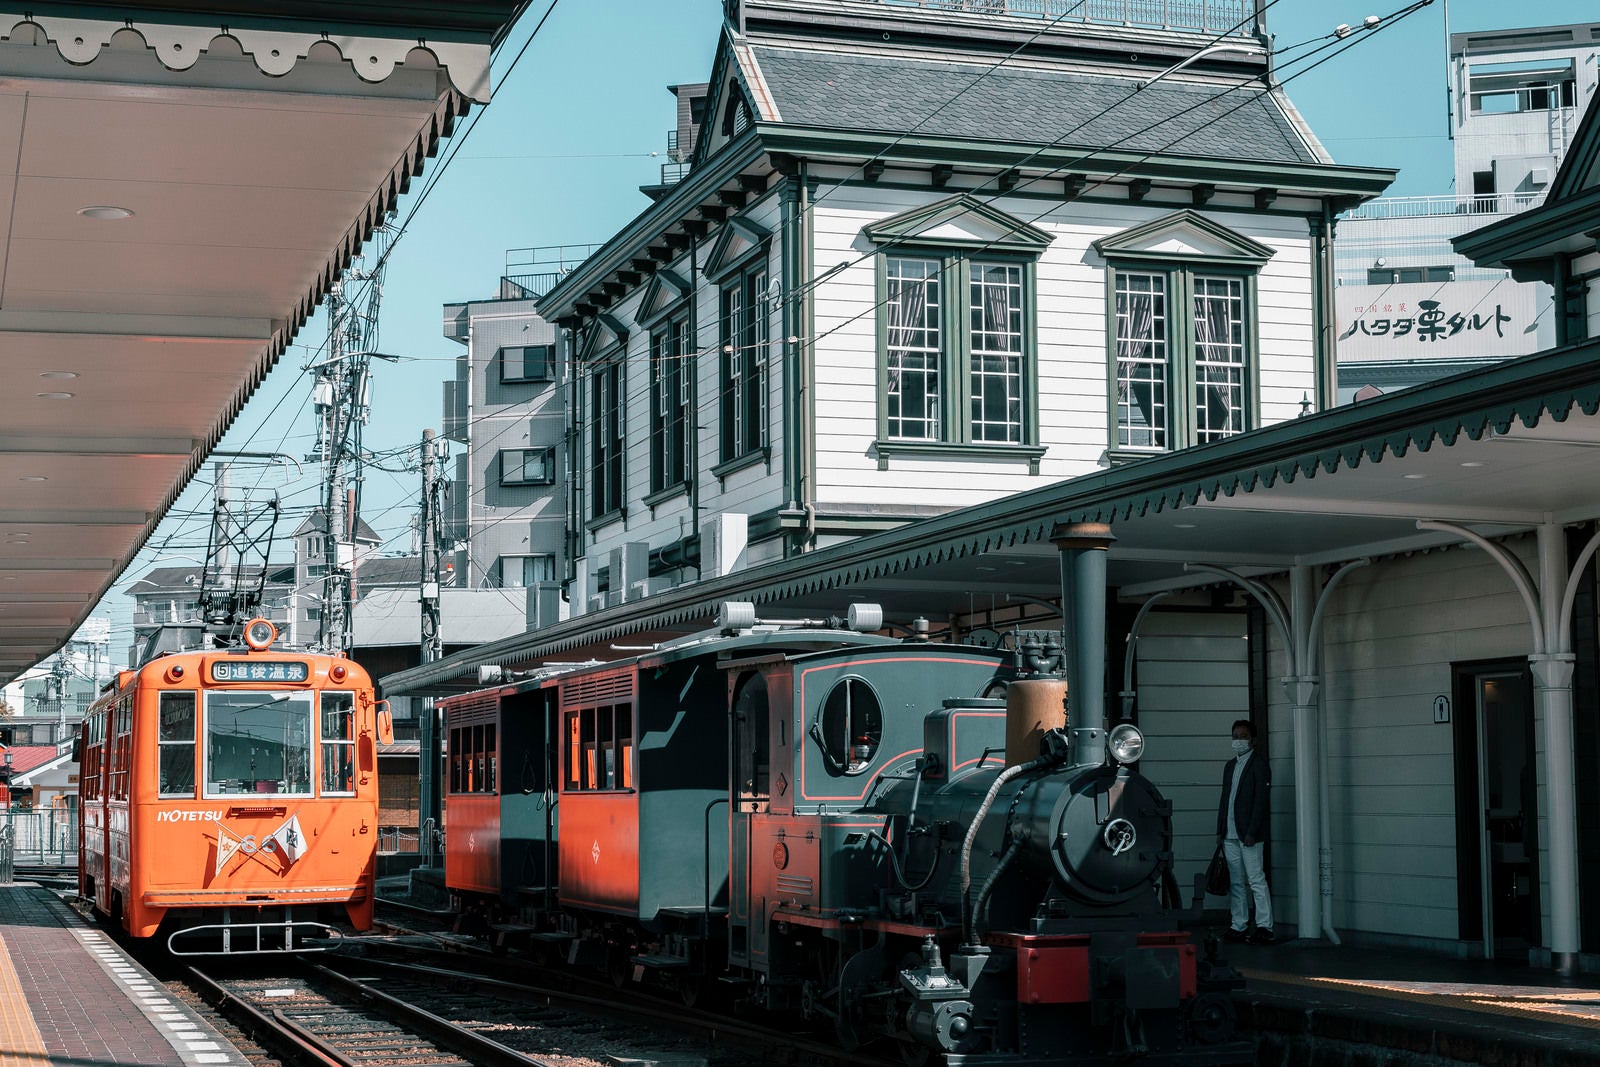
xmin=865 ymin=195 xmax=1051 ymax=471
xmin=1094 ymin=210 xmax=1276 ymax=460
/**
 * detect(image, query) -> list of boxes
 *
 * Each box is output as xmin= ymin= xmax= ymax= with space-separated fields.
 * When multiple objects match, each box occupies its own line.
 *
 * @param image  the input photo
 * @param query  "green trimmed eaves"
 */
xmin=537 ymin=132 xmax=768 ymax=321
xmin=755 ymin=125 xmax=1398 ymax=201
xmin=1452 ymin=186 xmax=1600 ymax=267
xmin=380 ymin=337 xmax=1600 ymax=698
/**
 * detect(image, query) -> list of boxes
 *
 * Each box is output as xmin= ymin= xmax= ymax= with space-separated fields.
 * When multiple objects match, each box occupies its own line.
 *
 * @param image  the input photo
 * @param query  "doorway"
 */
xmin=1452 ymin=660 xmax=1539 ymax=959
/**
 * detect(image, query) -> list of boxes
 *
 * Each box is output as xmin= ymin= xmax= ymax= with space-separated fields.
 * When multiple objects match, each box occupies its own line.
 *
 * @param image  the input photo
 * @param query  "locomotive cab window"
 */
xmin=158 ymin=692 xmax=196 ymax=797
xmin=321 ymin=692 xmax=356 ymax=795
xmin=204 ymin=691 xmax=313 ymax=797
xmin=815 ymin=677 xmax=883 ymax=775
xmin=734 ymin=672 xmax=770 ymax=802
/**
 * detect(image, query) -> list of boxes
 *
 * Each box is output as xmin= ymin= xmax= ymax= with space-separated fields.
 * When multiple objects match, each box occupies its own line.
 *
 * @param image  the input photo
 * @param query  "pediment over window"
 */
xmin=637 ymin=269 xmax=691 ymax=327
xmin=1092 ymin=210 xmax=1276 ymax=267
xmin=579 ymin=312 xmax=630 ymax=361
xmin=864 ymin=194 xmax=1053 ymax=253
xmin=705 ymin=215 xmax=771 ymax=281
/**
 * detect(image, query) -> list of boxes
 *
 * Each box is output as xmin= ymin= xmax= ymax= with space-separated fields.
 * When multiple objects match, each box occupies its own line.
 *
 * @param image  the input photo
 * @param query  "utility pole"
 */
xmin=313 ymin=222 xmax=391 ymax=653
xmin=418 ymin=429 xmax=446 ymax=864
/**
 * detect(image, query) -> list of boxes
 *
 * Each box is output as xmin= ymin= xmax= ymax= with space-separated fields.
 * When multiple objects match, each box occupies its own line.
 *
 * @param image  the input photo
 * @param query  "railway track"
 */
xmin=337 ymin=936 xmax=903 ymax=1067
xmin=189 ymin=963 xmax=553 ymax=1067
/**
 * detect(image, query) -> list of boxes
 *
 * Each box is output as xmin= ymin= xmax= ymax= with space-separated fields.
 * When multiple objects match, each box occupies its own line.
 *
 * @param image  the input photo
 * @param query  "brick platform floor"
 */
xmin=0 ymin=884 xmax=244 ymax=1067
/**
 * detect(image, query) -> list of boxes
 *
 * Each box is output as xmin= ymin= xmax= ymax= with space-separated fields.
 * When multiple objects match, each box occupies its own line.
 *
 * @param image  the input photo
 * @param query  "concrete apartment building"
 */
xmin=1335 ymin=20 xmax=1599 ymax=399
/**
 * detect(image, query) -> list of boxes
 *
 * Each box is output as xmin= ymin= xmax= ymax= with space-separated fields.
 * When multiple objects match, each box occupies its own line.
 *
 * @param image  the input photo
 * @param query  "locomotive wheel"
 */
xmin=673 ymin=971 xmax=707 ymax=1008
xmin=834 ymin=945 xmax=887 ymax=1051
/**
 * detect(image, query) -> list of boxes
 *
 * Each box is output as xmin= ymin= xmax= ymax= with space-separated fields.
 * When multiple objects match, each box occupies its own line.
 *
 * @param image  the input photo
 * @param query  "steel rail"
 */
xmin=186 ymin=967 xmax=345 ymax=1067
xmin=307 ymin=963 xmax=558 ymax=1067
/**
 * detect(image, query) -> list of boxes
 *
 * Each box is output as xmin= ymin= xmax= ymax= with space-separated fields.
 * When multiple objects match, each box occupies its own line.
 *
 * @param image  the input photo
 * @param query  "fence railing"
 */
xmin=0 ymin=809 xmax=77 ymax=870
xmin=1341 ymin=191 xmax=1546 ymax=221
xmin=843 ymin=0 xmax=1256 ymax=35
xmin=378 ymin=826 xmax=420 ymax=854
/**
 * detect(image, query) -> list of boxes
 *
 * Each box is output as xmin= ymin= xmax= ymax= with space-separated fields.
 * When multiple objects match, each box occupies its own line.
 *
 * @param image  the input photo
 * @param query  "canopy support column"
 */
xmin=1418 ymin=519 xmax=1599 ymax=974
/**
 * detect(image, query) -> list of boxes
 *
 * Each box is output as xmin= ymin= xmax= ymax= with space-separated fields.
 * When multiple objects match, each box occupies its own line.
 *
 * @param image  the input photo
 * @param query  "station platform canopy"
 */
xmin=0 ymin=2 xmax=522 ymax=683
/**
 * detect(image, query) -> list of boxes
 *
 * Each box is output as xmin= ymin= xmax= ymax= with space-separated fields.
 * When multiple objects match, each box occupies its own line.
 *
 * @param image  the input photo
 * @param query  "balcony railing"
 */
xmin=1341 ymin=192 xmax=1546 ymax=221
xmin=660 ymin=161 xmax=691 ymax=186
xmin=502 ymin=243 xmax=604 ymax=299
xmin=841 ymin=0 xmax=1256 ymax=35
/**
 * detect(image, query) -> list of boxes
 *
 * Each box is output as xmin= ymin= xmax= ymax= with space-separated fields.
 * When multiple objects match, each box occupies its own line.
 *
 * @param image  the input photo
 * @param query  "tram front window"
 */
xmin=205 ymin=691 xmax=313 ymax=797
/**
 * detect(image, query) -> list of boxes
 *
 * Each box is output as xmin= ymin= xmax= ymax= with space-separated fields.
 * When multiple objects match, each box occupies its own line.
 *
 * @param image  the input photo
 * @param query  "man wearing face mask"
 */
xmin=1217 ymin=719 xmax=1274 ymax=944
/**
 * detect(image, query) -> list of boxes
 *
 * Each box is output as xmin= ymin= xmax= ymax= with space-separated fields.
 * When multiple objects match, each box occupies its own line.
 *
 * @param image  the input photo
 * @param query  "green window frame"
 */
xmin=1094 ymin=209 xmax=1275 ymax=462
xmin=719 ymin=264 xmax=769 ymax=464
xmin=649 ymin=315 xmax=692 ymax=495
xmin=1105 ymin=262 xmax=1260 ymax=459
xmin=874 ymin=250 xmax=1042 ymax=464
xmin=589 ymin=358 xmax=624 ymax=520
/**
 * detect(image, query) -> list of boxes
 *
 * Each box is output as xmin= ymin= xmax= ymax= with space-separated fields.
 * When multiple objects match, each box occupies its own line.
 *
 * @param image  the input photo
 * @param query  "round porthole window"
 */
xmin=817 ymin=677 xmax=882 ymax=775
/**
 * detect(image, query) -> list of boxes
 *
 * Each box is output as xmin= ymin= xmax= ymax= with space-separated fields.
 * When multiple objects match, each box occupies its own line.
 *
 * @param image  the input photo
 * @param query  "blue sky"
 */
xmin=95 ymin=0 xmax=1599 ymax=660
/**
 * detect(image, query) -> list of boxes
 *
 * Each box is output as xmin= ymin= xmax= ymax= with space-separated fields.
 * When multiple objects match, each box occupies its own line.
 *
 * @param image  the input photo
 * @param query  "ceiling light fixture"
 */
xmin=18 ymin=476 xmax=46 ymax=482
xmin=1175 ymin=523 xmax=1198 ymax=529
xmin=38 ymin=371 xmax=78 ymax=380
xmin=35 ymin=392 xmax=74 ymax=399
xmin=1403 ymin=473 xmax=1426 ymax=480
xmin=1460 ymin=461 xmax=1486 ymax=468
xmin=77 ymin=205 xmax=133 ymax=220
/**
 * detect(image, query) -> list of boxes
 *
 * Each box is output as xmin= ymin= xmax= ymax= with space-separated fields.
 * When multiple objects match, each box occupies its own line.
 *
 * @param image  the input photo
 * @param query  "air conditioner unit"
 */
xmin=610 ymin=543 xmax=650 ymax=602
xmin=701 ymin=513 xmax=748 ymax=578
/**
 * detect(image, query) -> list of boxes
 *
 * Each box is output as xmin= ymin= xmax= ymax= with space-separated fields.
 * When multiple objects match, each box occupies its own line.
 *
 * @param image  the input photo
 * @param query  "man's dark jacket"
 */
xmin=1217 ymin=752 xmax=1270 ymax=843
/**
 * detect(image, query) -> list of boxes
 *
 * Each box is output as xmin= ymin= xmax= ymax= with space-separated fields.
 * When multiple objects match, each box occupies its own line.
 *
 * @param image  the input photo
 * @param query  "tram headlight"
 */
xmin=243 ymin=617 xmax=278 ymax=650
xmin=1108 ymin=723 xmax=1145 ymax=765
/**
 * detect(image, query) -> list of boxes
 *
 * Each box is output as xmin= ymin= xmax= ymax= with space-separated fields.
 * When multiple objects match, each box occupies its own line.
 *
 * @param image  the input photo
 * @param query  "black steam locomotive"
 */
xmin=438 ymin=596 xmax=1250 ymax=1065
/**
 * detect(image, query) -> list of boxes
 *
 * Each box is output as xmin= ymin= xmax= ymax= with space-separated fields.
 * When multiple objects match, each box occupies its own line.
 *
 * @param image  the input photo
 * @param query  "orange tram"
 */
xmin=77 ymin=618 xmax=392 ymax=954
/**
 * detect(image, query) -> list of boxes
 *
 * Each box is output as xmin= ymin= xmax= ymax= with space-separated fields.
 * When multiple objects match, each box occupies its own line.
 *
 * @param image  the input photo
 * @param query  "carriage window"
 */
xmin=445 ymin=723 xmax=493 ymax=794
xmin=563 ymin=705 xmax=632 ymax=791
xmin=816 ymin=677 xmax=884 ymax=775
xmin=111 ymin=698 xmax=133 ymax=799
xmin=204 ymin=691 xmax=314 ymax=797
xmin=321 ymin=692 xmax=356 ymax=795
xmin=158 ymin=692 xmax=196 ymax=797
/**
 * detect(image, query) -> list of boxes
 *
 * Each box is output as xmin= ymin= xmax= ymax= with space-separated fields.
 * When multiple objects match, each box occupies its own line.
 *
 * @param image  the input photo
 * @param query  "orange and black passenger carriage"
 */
xmin=77 ymin=618 xmax=393 ymax=953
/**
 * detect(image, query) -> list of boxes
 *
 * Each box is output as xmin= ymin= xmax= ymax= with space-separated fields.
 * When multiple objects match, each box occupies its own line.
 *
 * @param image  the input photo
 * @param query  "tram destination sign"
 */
xmin=210 ymin=660 xmax=310 ymax=683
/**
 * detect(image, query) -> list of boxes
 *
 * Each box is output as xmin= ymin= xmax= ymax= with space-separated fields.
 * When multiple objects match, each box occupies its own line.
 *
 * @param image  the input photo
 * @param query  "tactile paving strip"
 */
xmin=0 ymin=935 xmax=50 ymax=1067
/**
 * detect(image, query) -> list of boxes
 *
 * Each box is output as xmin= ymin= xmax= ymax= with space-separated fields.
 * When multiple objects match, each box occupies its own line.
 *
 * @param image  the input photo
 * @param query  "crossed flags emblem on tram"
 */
xmin=213 ymin=814 xmax=307 ymax=876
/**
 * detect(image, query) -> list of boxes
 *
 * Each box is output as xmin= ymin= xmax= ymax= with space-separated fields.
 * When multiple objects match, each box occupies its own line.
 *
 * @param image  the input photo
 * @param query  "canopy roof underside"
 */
xmin=0 ymin=5 xmax=515 ymax=682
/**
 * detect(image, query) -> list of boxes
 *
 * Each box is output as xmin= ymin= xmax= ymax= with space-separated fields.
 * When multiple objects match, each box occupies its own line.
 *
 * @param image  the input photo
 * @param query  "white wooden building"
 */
xmin=388 ymin=7 xmax=1600 ymax=974
xmin=535 ymin=0 xmax=1394 ymax=607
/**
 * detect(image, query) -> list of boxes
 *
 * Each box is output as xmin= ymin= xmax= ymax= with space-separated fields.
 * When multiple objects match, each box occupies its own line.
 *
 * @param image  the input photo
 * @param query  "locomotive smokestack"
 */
xmin=1051 ymin=522 xmax=1116 ymax=734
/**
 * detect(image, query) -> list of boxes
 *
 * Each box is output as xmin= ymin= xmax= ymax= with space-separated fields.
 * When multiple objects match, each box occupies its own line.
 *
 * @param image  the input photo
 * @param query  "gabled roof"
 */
xmin=864 ymin=194 xmax=1053 ymax=252
xmin=1454 ymin=93 xmax=1600 ymax=269
xmin=746 ymin=44 xmax=1324 ymax=165
xmin=4 ymin=745 xmax=69 ymax=778
xmin=636 ymin=270 xmax=692 ymax=328
xmin=292 ymin=510 xmax=381 ymax=544
xmin=355 ymin=555 xmax=424 ymax=589
xmin=705 ymin=215 xmax=773 ymax=280
xmin=1093 ymin=209 xmax=1277 ymax=266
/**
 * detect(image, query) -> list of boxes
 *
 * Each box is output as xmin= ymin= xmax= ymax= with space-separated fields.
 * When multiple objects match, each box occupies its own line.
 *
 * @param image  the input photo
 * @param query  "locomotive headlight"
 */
xmin=1108 ymin=723 xmax=1145 ymax=764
